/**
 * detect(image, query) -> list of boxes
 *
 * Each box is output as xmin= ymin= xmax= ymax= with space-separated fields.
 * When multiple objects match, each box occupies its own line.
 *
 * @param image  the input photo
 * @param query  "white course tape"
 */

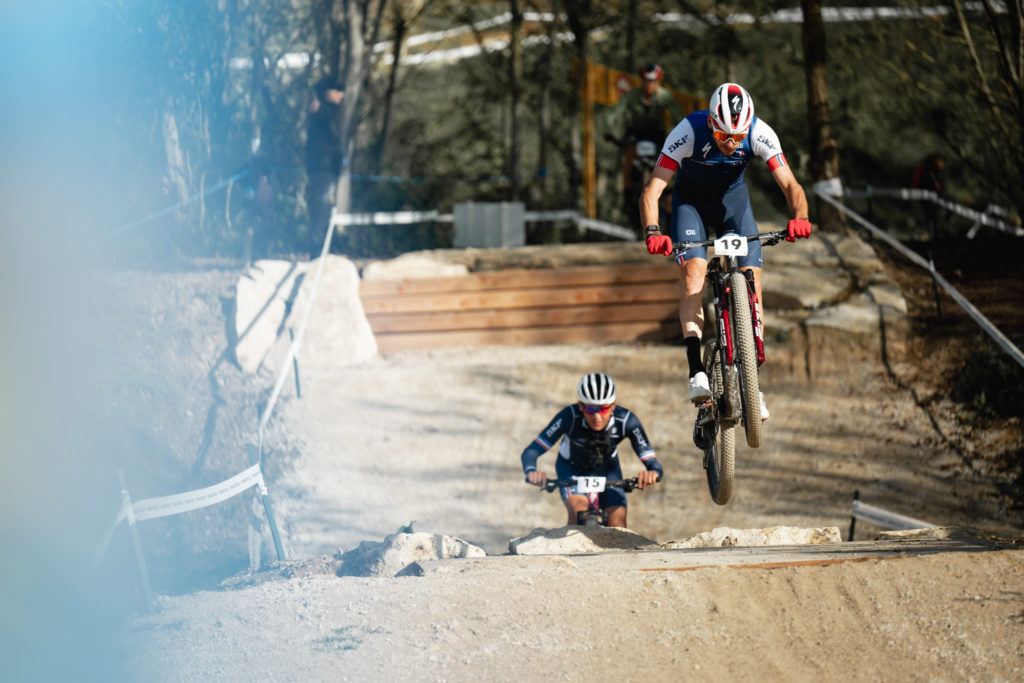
xmin=331 ymin=210 xmax=453 ymax=226
xmin=842 ymin=187 xmax=1024 ymax=237
xmin=572 ymin=215 xmax=636 ymax=240
xmin=130 ymin=464 xmax=265 ymax=522
xmin=816 ymin=190 xmax=1024 ymax=370
xmin=851 ymin=499 xmax=932 ymax=530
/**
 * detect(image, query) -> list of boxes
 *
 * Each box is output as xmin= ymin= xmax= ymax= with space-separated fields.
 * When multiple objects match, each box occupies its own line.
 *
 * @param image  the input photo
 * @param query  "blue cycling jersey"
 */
xmin=656 ymin=110 xmax=789 ymax=268
xmin=521 ymin=404 xmax=663 ymax=478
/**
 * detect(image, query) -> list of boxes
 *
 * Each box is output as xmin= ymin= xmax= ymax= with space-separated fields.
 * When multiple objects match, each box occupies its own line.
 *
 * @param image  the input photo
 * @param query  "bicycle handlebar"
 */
xmin=525 ymin=476 xmax=642 ymax=493
xmin=672 ymin=229 xmax=788 ymax=252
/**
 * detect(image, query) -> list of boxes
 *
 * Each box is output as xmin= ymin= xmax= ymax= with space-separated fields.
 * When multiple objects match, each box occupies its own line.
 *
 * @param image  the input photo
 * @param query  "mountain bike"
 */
xmin=676 ymin=229 xmax=788 ymax=505
xmin=532 ymin=476 xmax=641 ymax=527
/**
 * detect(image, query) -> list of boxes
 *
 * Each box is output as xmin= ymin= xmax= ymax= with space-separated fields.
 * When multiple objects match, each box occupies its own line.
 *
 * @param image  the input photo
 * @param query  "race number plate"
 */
xmin=574 ymin=476 xmax=606 ymax=493
xmin=635 ymin=140 xmax=658 ymax=157
xmin=714 ymin=234 xmax=748 ymax=257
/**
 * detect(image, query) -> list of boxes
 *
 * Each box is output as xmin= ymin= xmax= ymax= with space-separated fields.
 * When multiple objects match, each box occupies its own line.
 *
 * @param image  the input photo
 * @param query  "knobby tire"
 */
xmin=728 ymin=271 xmax=762 ymax=448
xmin=702 ymin=340 xmax=734 ymax=505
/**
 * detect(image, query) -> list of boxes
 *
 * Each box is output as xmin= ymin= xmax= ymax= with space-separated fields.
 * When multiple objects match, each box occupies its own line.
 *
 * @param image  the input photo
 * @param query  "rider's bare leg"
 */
xmin=563 ymin=495 xmax=590 ymax=525
xmin=605 ymin=506 xmax=627 ymax=528
xmin=679 ymin=257 xmax=709 ymax=339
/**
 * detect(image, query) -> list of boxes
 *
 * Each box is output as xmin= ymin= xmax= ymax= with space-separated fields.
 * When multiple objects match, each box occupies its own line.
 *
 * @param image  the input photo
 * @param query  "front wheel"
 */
xmin=702 ymin=340 xmax=735 ymax=505
xmin=728 ymin=271 xmax=762 ymax=448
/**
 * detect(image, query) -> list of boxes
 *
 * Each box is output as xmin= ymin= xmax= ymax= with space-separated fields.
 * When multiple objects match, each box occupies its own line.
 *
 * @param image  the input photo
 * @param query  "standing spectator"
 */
xmin=305 ymin=77 xmax=345 ymax=255
xmin=912 ymin=154 xmax=945 ymax=239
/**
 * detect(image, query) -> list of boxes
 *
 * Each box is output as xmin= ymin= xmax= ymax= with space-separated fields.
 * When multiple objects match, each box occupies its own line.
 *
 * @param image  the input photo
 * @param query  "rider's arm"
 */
xmin=521 ymin=406 xmax=573 ymax=482
xmin=749 ymin=119 xmax=810 ymax=225
xmin=771 ymin=163 xmax=809 ymax=222
xmin=640 ymin=166 xmax=673 ymax=229
xmin=624 ymin=414 xmax=664 ymax=486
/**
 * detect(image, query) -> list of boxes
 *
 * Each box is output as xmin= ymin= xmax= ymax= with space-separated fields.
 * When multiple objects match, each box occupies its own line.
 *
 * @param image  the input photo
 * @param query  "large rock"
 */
xmin=508 ymin=525 xmax=658 ymax=555
xmin=234 ymin=260 xmax=305 ymax=373
xmin=661 ymin=526 xmax=842 ymax=549
xmin=338 ymin=532 xmax=486 ymax=577
xmin=263 ymin=254 xmax=378 ymax=375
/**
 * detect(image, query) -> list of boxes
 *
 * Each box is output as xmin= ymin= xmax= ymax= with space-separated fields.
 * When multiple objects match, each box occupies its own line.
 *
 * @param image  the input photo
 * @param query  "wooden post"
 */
xmin=247 ymin=444 xmax=286 ymax=561
xmin=118 ymin=469 xmax=155 ymax=613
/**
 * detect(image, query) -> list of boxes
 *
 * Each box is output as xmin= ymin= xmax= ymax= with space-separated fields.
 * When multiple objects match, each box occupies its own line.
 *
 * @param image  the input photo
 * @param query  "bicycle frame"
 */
xmin=676 ymin=230 xmax=785 ymax=369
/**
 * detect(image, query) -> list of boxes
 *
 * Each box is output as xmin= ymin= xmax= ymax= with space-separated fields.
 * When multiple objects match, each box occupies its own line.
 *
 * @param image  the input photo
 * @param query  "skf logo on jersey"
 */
xmin=667 ymin=136 xmax=688 ymax=153
xmin=545 ymin=418 xmax=563 ymax=439
xmin=701 ymin=142 xmax=713 ymax=158
xmin=632 ymin=428 xmax=648 ymax=451
xmin=758 ymin=135 xmax=777 ymax=151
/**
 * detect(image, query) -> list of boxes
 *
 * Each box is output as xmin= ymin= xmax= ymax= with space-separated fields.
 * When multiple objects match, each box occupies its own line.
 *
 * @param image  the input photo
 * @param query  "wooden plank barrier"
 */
xmin=359 ymin=262 xmax=682 ymax=352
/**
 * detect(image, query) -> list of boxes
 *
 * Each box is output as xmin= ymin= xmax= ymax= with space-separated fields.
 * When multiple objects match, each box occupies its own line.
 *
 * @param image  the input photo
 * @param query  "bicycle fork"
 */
xmin=742 ymin=269 xmax=766 ymax=365
xmin=712 ymin=275 xmax=735 ymax=365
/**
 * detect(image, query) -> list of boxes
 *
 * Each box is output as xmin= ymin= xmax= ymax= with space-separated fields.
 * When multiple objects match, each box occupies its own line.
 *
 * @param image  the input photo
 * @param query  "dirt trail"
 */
xmin=107 ymin=233 xmax=1024 ymax=681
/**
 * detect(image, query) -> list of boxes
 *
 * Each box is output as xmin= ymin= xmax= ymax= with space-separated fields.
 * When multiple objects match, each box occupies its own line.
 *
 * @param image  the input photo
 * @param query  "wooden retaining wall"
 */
xmin=359 ymin=263 xmax=682 ymax=352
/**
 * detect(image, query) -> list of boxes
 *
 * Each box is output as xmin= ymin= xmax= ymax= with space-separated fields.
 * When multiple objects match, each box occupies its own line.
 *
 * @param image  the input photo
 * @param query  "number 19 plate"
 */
xmin=714 ymin=234 xmax=748 ymax=256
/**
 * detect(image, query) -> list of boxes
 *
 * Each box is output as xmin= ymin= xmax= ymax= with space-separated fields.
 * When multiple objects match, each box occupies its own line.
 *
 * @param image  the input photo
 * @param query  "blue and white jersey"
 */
xmin=520 ymin=404 xmax=663 ymax=478
xmin=657 ymin=110 xmax=788 ymax=199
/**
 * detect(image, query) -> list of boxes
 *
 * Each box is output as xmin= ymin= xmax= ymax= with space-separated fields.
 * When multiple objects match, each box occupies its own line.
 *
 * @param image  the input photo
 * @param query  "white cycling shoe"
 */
xmin=759 ymin=391 xmax=770 ymax=421
xmin=689 ymin=372 xmax=711 ymax=402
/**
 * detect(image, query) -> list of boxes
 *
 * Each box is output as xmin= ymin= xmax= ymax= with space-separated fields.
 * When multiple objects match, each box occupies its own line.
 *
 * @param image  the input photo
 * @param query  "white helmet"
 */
xmin=708 ymin=82 xmax=755 ymax=135
xmin=577 ymin=373 xmax=616 ymax=405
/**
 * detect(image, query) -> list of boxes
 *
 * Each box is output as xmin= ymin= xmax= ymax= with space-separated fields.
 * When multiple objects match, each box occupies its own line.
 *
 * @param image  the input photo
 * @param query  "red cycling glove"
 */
xmin=646 ymin=234 xmax=673 ymax=255
xmin=786 ymin=218 xmax=812 ymax=242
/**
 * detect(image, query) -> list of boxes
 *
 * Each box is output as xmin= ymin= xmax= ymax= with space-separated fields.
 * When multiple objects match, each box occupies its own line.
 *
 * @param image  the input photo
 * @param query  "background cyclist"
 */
xmin=640 ymin=82 xmax=813 ymax=418
xmin=603 ymin=62 xmax=685 ymax=228
xmin=522 ymin=373 xmax=663 ymax=528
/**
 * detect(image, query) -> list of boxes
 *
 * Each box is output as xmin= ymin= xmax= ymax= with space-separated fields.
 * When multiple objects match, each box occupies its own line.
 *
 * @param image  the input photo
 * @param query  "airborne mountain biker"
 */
xmin=521 ymin=373 xmax=663 ymax=528
xmin=640 ymin=82 xmax=813 ymax=418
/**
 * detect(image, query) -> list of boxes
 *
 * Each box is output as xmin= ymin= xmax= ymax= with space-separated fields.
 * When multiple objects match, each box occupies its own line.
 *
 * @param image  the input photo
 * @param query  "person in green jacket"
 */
xmin=604 ymin=62 xmax=685 ymax=229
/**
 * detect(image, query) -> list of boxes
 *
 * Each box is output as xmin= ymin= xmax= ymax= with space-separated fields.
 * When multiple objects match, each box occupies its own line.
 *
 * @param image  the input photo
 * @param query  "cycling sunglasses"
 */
xmin=712 ymin=129 xmax=747 ymax=143
xmin=581 ymin=403 xmax=612 ymax=415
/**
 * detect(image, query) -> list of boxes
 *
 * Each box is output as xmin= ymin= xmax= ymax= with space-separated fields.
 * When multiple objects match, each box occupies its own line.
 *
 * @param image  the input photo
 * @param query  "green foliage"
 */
xmin=92 ymin=1 xmax=1023 ymax=264
xmin=953 ymin=334 xmax=1024 ymax=422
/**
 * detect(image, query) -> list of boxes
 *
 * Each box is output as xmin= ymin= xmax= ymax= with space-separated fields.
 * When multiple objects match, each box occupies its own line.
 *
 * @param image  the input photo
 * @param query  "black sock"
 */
xmin=684 ymin=336 xmax=704 ymax=378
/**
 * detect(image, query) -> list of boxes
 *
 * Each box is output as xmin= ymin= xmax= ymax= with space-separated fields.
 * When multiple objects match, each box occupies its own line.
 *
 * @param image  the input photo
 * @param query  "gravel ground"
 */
xmin=8 ymin=232 xmax=1022 ymax=682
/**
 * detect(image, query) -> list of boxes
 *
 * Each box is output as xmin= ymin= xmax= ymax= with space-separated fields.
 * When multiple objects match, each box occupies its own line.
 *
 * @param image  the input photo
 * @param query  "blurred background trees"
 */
xmin=47 ymin=0 xmax=1024 ymax=263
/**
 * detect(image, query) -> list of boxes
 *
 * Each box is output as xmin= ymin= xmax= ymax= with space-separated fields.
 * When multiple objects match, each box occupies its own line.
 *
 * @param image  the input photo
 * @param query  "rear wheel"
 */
xmin=728 ymin=271 xmax=762 ymax=448
xmin=702 ymin=341 xmax=734 ymax=505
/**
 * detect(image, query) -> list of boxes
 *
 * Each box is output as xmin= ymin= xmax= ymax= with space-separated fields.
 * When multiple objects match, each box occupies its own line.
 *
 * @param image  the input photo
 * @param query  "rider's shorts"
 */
xmin=555 ymin=457 xmax=628 ymax=508
xmin=670 ymin=182 xmax=763 ymax=269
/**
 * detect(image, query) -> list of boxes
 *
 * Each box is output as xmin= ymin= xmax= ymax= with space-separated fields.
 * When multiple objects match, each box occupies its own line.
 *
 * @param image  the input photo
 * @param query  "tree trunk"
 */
xmin=373 ymin=13 xmax=405 ymax=177
xmin=800 ymin=0 xmax=845 ymax=232
xmin=509 ymin=0 xmax=522 ymax=201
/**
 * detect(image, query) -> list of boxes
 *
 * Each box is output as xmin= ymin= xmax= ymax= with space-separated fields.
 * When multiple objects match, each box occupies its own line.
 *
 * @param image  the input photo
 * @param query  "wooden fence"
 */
xmin=359 ymin=263 xmax=682 ymax=352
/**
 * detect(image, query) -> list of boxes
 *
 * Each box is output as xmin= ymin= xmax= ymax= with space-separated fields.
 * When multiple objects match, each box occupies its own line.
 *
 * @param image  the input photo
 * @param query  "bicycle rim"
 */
xmin=702 ymin=340 xmax=735 ymax=504
xmin=728 ymin=271 xmax=762 ymax=448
